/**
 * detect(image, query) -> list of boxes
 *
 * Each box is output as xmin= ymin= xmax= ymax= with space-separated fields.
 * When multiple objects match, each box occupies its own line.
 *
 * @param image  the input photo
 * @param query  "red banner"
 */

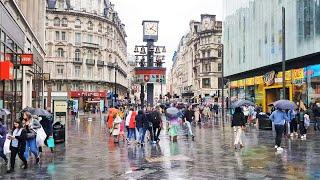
xmin=20 ymin=54 xmax=33 ymax=65
xmin=0 ymin=61 xmax=14 ymax=80
xmin=70 ymin=91 xmax=106 ymax=98
xmin=135 ymin=68 xmax=166 ymax=75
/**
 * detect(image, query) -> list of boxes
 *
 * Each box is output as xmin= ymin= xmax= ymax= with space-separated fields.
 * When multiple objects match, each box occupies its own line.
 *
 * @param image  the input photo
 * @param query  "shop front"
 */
xmin=70 ymin=91 xmax=106 ymax=112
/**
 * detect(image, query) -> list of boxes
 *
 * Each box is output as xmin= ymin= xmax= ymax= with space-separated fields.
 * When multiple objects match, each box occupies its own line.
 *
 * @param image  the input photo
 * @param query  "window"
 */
xmin=202 ymin=51 xmax=206 ymax=58
xmin=98 ymin=23 xmax=102 ymax=32
xmin=72 ymin=83 xmax=79 ymax=91
xmin=74 ymin=66 xmax=80 ymax=77
xmin=87 ymin=34 xmax=93 ymax=43
xmin=98 ymin=36 xmax=102 ymax=46
xmin=202 ymin=62 xmax=211 ymax=72
xmin=75 ymin=32 xmax=81 ymax=44
xmin=55 ymin=31 xmax=60 ymax=40
xmin=87 ymin=67 xmax=93 ymax=78
xmin=87 ymin=50 xmax=93 ymax=59
xmin=218 ymin=63 xmax=222 ymax=71
xmin=56 ymin=65 xmax=64 ymax=75
xmin=202 ymin=78 xmax=211 ymax=88
xmin=61 ymin=31 xmax=66 ymax=41
xmin=61 ymin=18 xmax=68 ymax=27
xmin=218 ymin=50 xmax=222 ymax=57
xmin=57 ymin=48 xmax=64 ymax=57
xmin=57 ymin=83 xmax=62 ymax=91
xmin=98 ymin=68 xmax=102 ymax=79
xmin=54 ymin=17 xmax=60 ymax=26
xmin=75 ymin=19 xmax=81 ymax=28
xmin=75 ymin=49 xmax=81 ymax=60
xmin=88 ymin=21 xmax=93 ymax=30
xmin=207 ymin=50 xmax=211 ymax=57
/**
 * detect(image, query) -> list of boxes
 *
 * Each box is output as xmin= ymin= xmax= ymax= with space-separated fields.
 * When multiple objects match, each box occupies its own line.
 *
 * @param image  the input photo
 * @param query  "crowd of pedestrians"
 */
xmin=0 ymin=111 xmax=54 ymax=173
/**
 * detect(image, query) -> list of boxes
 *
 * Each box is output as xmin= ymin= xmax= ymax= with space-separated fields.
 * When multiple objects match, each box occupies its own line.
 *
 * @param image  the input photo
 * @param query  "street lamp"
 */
xmin=113 ymin=62 xmax=118 ymax=107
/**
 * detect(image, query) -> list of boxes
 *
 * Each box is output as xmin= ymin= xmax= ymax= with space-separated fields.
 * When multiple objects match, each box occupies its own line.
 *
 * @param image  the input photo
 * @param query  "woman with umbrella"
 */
xmin=269 ymin=107 xmax=289 ymax=152
xmin=166 ymin=107 xmax=180 ymax=142
xmin=231 ymin=107 xmax=246 ymax=149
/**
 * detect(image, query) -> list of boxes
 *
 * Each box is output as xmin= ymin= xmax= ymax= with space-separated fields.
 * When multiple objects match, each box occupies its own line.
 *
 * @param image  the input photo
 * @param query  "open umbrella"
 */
xmin=272 ymin=100 xmax=297 ymax=110
xmin=166 ymin=107 xmax=179 ymax=119
xmin=30 ymin=108 xmax=51 ymax=117
xmin=0 ymin=109 xmax=10 ymax=116
xmin=231 ymin=100 xmax=255 ymax=108
xmin=22 ymin=107 xmax=34 ymax=112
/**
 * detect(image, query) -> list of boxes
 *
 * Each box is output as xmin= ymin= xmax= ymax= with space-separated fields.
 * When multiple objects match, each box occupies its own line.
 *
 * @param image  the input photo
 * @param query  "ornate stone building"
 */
xmin=44 ymin=0 xmax=128 ymax=110
xmin=169 ymin=14 xmax=223 ymax=102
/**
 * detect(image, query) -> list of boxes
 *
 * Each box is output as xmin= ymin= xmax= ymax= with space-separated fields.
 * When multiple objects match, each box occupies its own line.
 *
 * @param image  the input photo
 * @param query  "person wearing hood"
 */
xmin=231 ymin=107 xmax=246 ymax=149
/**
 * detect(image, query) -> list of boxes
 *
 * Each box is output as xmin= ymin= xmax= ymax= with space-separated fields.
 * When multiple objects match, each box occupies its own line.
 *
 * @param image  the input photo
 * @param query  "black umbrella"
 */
xmin=30 ymin=108 xmax=51 ymax=117
xmin=231 ymin=100 xmax=255 ymax=108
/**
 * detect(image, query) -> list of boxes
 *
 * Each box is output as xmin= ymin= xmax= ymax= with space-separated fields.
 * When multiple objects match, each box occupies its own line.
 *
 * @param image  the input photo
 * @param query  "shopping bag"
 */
xmin=4 ymin=135 xmax=11 ymax=154
xmin=47 ymin=137 xmax=55 ymax=148
xmin=36 ymin=127 xmax=47 ymax=147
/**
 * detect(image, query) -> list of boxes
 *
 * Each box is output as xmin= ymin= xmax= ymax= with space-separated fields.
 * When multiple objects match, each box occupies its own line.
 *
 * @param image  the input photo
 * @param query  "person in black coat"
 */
xmin=136 ymin=110 xmax=148 ymax=145
xmin=231 ymin=107 xmax=246 ymax=149
xmin=7 ymin=120 xmax=28 ymax=173
xmin=184 ymin=106 xmax=195 ymax=123
xmin=151 ymin=108 xmax=162 ymax=142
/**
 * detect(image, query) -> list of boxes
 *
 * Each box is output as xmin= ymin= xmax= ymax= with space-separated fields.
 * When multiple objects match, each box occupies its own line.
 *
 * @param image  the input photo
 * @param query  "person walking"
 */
xmin=183 ymin=106 xmax=195 ymax=140
xmin=288 ymin=109 xmax=298 ymax=137
xmin=231 ymin=107 xmax=246 ymax=149
xmin=0 ymin=118 xmax=8 ymax=165
xmin=269 ymin=108 xmax=289 ymax=151
xmin=136 ymin=110 xmax=148 ymax=145
xmin=301 ymin=111 xmax=310 ymax=140
xmin=203 ymin=105 xmax=211 ymax=121
xmin=7 ymin=120 xmax=28 ymax=173
xmin=151 ymin=107 xmax=162 ymax=143
xmin=312 ymin=103 xmax=320 ymax=131
xmin=194 ymin=106 xmax=201 ymax=124
xmin=39 ymin=115 xmax=54 ymax=152
xmin=126 ymin=108 xmax=137 ymax=144
xmin=23 ymin=112 xmax=40 ymax=164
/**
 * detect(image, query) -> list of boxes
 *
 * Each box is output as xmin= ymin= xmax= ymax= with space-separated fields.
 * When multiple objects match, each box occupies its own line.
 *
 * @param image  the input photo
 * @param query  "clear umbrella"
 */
xmin=0 ymin=109 xmax=10 ymax=116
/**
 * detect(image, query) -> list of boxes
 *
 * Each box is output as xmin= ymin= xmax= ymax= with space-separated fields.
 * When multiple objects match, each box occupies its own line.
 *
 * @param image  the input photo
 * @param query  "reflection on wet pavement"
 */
xmin=0 ymin=114 xmax=319 ymax=179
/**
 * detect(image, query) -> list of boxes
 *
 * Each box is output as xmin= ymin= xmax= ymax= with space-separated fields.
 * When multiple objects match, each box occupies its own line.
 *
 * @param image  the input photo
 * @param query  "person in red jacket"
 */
xmin=126 ymin=108 xmax=137 ymax=144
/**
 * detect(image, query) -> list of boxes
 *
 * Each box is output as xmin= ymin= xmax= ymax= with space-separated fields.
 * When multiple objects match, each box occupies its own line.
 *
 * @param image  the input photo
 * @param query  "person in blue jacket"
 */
xmin=269 ymin=108 xmax=289 ymax=151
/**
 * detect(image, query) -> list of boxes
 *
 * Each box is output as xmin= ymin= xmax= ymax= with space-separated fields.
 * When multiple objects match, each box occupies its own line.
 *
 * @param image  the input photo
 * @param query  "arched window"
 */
xmin=54 ymin=17 xmax=60 ymax=26
xmin=61 ymin=18 xmax=68 ymax=27
xmin=75 ymin=19 xmax=81 ymax=28
xmin=98 ymin=23 xmax=102 ymax=32
xmin=88 ymin=21 xmax=93 ymax=30
xmin=75 ymin=49 xmax=81 ymax=61
xmin=57 ymin=48 xmax=64 ymax=57
xmin=87 ymin=50 xmax=93 ymax=59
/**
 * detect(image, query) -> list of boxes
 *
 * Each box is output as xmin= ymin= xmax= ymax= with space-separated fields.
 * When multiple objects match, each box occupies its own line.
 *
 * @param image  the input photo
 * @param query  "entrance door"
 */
xmin=265 ymin=87 xmax=289 ymax=112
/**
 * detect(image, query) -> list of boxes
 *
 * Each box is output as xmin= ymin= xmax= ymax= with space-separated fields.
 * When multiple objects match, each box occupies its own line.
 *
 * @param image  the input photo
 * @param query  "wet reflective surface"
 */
xmin=1 ymin=114 xmax=320 ymax=179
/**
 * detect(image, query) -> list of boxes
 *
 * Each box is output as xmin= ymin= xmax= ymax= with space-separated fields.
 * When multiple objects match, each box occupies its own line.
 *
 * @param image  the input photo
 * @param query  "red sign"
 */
xmin=135 ymin=68 xmax=166 ymax=75
xmin=20 ymin=54 xmax=33 ymax=65
xmin=0 ymin=61 xmax=14 ymax=80
xmin=70 ymin=91 xmax=106 ymax=98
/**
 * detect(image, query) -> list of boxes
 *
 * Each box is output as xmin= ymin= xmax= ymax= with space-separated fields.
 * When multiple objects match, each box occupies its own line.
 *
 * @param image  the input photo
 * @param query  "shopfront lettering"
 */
xmin=263 ymin=71 xmax=275 ymax=86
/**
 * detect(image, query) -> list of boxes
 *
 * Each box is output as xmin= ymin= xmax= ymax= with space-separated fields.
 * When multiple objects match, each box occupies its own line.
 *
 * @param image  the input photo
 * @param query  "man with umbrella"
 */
xmin=269 ymin=107 xmax=289 ymax=151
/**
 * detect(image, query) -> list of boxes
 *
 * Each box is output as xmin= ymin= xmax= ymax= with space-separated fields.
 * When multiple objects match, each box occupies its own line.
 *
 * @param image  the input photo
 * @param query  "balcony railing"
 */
xmin=86 ymin=59 xmax=95 ymax=65
xmin=97 ymin=60 xmax=104 ymax=66
xmin=82 ymin=42 xmax=100 ymax=49
xmin=73 ymin=58 xmax=83 ymax=64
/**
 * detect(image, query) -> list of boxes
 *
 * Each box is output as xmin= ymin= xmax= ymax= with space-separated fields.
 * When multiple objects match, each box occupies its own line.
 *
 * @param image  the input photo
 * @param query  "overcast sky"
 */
xmin=112 ymin=0 xmax=223 ymax=69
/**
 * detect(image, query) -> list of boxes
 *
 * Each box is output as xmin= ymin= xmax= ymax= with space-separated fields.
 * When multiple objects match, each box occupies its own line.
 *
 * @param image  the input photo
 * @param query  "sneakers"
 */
xmin=290 ymin=133 xmax=294 ymax=137
xmin=36 ymin=157 xmax=40 ymax=165
xmin=191 ymin=135 xmax=195 ymax=141
xmin=7 ymin=169 xmax=14 ymax=173
xmin=294 ymin=132 xmax=298 ymax=136
xmin=301 ymin=134 xmax=307 ymax=140
xmin=277 ymin=147 xmax=283 ymax=151
xmin=240 ymin=144 xmax=244 ymax=148
xmin=274 ymin=145 xmax=278 ymax=149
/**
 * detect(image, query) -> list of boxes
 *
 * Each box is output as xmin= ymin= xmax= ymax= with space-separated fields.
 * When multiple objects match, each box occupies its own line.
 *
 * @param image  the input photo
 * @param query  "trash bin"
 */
xmin=257 ymin=113 xmax=272 ymax=130
xmin=53 ymin=121 xmax=65 ymax=143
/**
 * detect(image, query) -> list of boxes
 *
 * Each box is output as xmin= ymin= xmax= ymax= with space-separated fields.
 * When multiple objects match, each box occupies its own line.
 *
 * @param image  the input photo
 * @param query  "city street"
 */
xmin=0 ymin=115 xmax=319 ymax=179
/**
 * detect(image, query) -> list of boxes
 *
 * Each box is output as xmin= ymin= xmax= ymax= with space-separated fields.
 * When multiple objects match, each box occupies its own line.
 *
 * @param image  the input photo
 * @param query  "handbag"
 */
xmin=36 ymin=127 xmax=47 ymax=147
xmin=3 ymin=135 xmax=11 ymax=154
xmin=47 ymin=137 xmax=55 ymax=148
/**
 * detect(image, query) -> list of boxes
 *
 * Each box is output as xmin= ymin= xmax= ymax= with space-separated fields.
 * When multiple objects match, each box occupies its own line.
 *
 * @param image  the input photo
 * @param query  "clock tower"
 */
xmin=143 ymin=20 xmax=159 ymax=42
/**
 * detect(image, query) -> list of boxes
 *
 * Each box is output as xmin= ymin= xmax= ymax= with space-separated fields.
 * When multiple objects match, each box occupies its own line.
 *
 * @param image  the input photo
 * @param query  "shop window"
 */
xmin=54 ymin=17 xmax=60 ymax=26
xmin=202 ymin=78 xmax=211 ymax=88
xmin=75 ymin=19 xmax=81 ymax=28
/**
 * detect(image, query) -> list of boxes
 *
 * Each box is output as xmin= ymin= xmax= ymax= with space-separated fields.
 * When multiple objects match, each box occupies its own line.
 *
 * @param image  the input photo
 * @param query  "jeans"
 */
xmin=274 ymin=124 xmax=284 ymax=147
xmin=314 ymin=117 xmax=320 ymax=131
xmin=128 ymin=128 xmax=135 ymax=141
xmin=138 ymin=127 xmax=146 ymax=143
xmin=10 ymin=147 xmax=27 ymax=170
xmin=300 ymin=121 xmax=306 ymax=135
xmin=233 ymin=126 xmax=243 ymax=145
xmin=0 ymin=148 xmax=7 ymax=162
xmin=24 ymin=137 xmax=39 ymax=160
xmin=290 ymin=119 xmax=298 ymax=133
xmin=153 ymin=127 xmax=161 ymax=141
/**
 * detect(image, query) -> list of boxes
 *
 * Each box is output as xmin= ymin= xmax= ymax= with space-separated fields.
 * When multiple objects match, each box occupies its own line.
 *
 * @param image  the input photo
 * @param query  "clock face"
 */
xmin=144 ymin=22 xmax=158 ymax=36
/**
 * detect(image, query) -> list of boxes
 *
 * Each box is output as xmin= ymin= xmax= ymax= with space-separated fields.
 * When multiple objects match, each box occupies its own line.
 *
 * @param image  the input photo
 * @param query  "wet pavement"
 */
xmin=1 ymin=114 xmax=320 ymax=179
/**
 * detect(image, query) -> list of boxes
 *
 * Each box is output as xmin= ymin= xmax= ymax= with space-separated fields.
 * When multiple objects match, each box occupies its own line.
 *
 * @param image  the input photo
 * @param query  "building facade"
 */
xmin=44 ymin=0 xmax=128 ymax=111
xmin=224 ymin=0 xmax=320 ymax=112
xmin=169 ymin=14 xmax=223 ymax=102
xmin=0 ymin=0 xmax=46 ymax=119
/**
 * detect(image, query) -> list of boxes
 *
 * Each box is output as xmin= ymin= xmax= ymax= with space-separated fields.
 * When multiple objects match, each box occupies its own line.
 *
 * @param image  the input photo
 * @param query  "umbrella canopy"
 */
xmin=272 ymin=100 xmax=297 ymax=110
xmin=0 ymin=109 xmax=10 ymax=116
xmin=30 ymin=108 xmax=51 ymax=117
xmin=22 ymin=107 xmax=34 ymax=112
xmin=166 ymin=107 xmax=179 ymax=119
xmin=231 ymin=100 xmax=255 ymax=108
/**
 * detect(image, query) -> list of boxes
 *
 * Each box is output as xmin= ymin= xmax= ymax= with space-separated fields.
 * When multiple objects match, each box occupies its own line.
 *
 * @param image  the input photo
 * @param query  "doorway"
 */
xmin=265 ymin=87 xmax=289 ymax=112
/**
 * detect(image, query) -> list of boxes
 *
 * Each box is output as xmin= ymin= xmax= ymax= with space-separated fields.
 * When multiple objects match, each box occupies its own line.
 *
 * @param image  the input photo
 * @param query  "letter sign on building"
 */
xmin=20 ymin=54 xmax=33 ymax=65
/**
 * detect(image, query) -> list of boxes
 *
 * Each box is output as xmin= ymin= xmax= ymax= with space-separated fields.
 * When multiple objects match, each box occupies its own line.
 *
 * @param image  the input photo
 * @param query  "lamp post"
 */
xmin=113 ymin=62 xmax=118 ymax=107
xmin=281 ymin=7 xmax=286 ymax=100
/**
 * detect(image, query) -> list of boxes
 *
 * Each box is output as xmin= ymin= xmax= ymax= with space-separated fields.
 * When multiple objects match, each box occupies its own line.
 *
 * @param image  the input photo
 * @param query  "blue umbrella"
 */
xmin=272 ymin=100 xmax=297 ymax=110
xmin=166 ymin=107 xmax=179 ymax=119
xmin=231 ymin=100 xmax=255 ymax=108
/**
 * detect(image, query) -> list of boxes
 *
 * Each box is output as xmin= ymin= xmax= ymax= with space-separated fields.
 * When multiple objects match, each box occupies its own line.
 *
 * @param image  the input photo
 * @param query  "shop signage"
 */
xmin=54 ymin=101 xmax=67 ymax=113
xmin=238 ymin=79 xmax=245 ymax=87
xmin=263 ymin=71 xmax=275 ymax=86
xmin=20 ymin=54 xmax=33 ymax=65
xmin=292 ymin=68 xmax=304 ymax=80
xmin=70 ymin=91 xmax=106 ymax=98
xmin=276 ymin=70 xmax=291 ymax=81
xmin=230 ymin=81 xmax=238 ymax=88
xmin=0 ymin=61 xmax=14 ymax=80
xmin=245 ymin=77 xmax=255 ymax=86
xmin=134 ymin=74 xmax=166 ymax=83
xmin=255 ymin=76 xmax=264 ymax=84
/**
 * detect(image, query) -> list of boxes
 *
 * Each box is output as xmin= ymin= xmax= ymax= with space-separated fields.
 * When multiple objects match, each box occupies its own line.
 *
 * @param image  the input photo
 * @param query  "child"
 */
xmin=302 ymin=112 xmax=310 ymax=140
